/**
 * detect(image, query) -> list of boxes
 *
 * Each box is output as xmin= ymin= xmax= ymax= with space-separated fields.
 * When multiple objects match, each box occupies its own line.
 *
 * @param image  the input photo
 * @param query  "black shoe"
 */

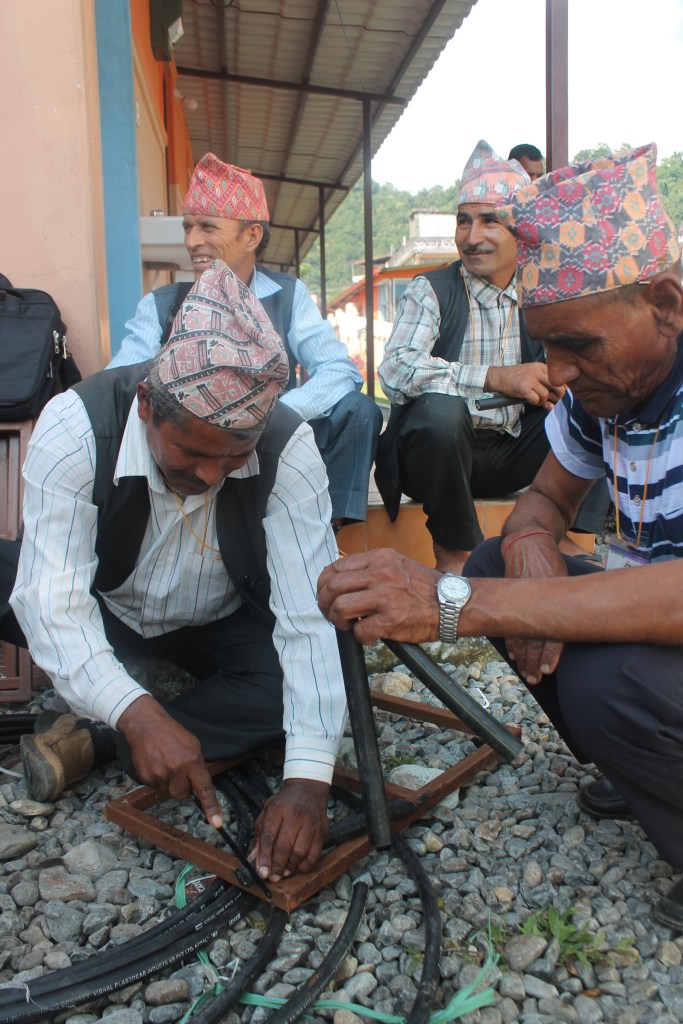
xmin=576 ymin=778 xmax=634 ymax=820
xmin=653 ymin=878 xmax=683 ymax=932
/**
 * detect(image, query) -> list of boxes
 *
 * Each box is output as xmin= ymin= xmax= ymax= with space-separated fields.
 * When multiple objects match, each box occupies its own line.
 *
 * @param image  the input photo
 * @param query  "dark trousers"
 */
xmin=0 ymin=544 xmax=285 ymax=778
xmin=97 ymin=603 xmax=285 ymax=775
xmin=310 ymin=390 xmax=383 ymax=523
xmin=466 ymin=538 xmax=683 ymax=869
xmin=397 ymin=394 xmax=550 ymax=550
xmin=0 ymin=539 xmax=24 ymax=646
xmin=395 ymin=393 xmax=608 ymax=550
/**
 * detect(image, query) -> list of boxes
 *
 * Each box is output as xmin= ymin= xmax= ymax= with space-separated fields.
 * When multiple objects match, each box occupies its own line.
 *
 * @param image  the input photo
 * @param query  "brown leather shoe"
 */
xmin=20 ymin=714 xmax=94 ymax=802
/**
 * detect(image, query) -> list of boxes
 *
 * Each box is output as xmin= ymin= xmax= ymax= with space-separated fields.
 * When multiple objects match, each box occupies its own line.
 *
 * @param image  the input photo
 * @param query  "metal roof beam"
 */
xmin=258 ymin=171 xmax=347 ymax=191
xmin=270 ymin=222 xmax=319 ymax=234
xmin=281 ymin=0 xmax=333 ymax=181
xmin=175 ymin=66 xmax=407 ymax=106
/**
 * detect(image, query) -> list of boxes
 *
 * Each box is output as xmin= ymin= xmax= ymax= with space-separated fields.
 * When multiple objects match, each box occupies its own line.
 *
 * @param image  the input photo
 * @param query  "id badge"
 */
xmin=605 ymin=541 xmax=650 ymax=570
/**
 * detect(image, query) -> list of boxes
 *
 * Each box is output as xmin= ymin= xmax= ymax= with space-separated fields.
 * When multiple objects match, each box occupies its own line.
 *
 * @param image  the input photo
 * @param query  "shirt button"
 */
xmin=632 ymin=422 xmax=642 ymax=432
xmin=630 ymin=461 xmax=637 ymax=471
xmin=633 ymin=495 xmax=641 ymax=506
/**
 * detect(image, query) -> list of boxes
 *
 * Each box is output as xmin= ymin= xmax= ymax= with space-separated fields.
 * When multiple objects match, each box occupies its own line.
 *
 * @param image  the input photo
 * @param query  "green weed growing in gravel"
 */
xmin=487 ymin=906 xmax=638 ymax=969
xmin=383 ymin=752 xmax=419 ymax=770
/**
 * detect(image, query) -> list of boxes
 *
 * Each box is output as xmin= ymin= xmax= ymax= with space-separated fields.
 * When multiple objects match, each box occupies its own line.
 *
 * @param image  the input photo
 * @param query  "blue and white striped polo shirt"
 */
xmin=546 ymin=340 xmax=683 ymax=562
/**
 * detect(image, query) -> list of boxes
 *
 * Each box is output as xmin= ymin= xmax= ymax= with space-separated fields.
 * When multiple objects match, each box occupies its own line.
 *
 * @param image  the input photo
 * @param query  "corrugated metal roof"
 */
xmin=174 ymin=0 xmax=478 ymax=272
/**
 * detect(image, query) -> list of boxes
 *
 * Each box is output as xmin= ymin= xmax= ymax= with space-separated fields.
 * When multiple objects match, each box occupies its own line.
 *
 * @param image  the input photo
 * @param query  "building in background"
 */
xmin=329 ymin=210 xmax=458 ymax=393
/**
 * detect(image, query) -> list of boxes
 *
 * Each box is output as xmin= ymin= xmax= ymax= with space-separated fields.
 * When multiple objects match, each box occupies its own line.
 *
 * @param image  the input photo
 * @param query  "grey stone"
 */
xmin=0 ymin=826 xmax=38 ymax=860
xmin=63 ymin=840 xmax=119 ymax=879
xmin=148 ymin=1006 xmax=188 ymax=1024
xmin=43 ymin=899 xmax=85 ymax=942
xmin=9 ymin=799 xmax=54 ymax=817
xmin=10 ymin=879 xmax=40 ymax=907
xmin=343 ymin=972 xmax=379 ymax=1000
xmin=504 ymin=934 xmax=549 ymax=971
xmin=522 ymin=974 xmax=559 ymax=999
xmin=538 ymin=998 xmax=579 ymax=1022
xmin=99 ymin=1011 xmax=143 ymax=1024
xmin=38 ymin=866 xmax=95 ymax=902
xmin=144 ymin=980 xmax=189 ymax=1005
xmin=95 ymin=869 xmax=131 ymax=904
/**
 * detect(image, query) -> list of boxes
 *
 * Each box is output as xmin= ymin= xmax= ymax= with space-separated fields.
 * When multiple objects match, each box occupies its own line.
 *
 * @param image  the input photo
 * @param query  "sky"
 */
xmin=372 ymin=0 xmax=683 ymax=192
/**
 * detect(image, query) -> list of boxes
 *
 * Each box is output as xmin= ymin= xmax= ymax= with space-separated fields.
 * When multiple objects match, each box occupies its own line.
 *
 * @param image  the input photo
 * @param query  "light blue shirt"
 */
xmin=108 ymin=268 xmax=362 ymax=422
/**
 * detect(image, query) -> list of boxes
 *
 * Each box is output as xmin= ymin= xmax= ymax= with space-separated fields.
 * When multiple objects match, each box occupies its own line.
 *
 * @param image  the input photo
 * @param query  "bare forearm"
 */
xmin=503 ymin=456 xmax=593 ymax=543
xmin=463 ymin=565 xmax=683 ymax=646
xmin=317 ymin=550 xmax=683 ymax=650
xmin=503 ymin=489 xmax=571 ymax=542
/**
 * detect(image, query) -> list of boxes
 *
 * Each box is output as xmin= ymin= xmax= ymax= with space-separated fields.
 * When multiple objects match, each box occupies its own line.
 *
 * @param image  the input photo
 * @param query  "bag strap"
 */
xmin=0 ymin=273 xmax=13 ymax=291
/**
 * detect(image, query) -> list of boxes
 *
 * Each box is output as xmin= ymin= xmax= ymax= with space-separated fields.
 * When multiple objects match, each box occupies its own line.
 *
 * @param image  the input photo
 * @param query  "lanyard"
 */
xmin=612 ymin=421 xmax=661 ymax=550
xmin=169 ymin=488 xmax=222 ymax=558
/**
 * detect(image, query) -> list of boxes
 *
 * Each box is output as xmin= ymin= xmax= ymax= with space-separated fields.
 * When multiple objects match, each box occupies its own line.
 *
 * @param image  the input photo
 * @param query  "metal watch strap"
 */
xmin=438 ymin=598 xmax=459 ymax=643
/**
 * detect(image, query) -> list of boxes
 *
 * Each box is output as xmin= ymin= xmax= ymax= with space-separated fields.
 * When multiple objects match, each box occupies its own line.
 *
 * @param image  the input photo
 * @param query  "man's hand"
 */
xmin=502 ymin=531 xmax=568 ymax=684
xmin=486 ymin=363 xmax=565 ymax=411
xmin=317 ymin=549 xmax=441 ymax=645
xmin=249 ymin=779 xmax=329 ymax=882
xmin=117 ymin=695 xmax=223 ymax=829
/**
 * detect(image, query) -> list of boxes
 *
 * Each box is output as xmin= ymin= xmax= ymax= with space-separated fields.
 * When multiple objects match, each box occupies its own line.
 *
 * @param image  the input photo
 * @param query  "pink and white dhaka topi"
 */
xmin=158 ymin=260 xmax=289 ymax=430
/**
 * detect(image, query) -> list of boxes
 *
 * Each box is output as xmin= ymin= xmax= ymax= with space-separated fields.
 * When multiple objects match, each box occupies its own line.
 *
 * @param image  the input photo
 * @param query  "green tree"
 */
xmin=572 ymin=143 xmax=614 ymax=162
xmin=657 ymin=151 xmax=683 ymax=229
xmin=301 ymin=178 xmax=459 ymax=299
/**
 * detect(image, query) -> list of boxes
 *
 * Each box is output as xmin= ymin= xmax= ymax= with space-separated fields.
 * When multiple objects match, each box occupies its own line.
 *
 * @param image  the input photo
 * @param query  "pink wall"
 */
xmin=0 ymin=1 xmax=110 ymax=378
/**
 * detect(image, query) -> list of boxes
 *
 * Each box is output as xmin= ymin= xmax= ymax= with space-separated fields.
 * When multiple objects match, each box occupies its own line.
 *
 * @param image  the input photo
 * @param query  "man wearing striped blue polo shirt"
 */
xmin=318 ymin=143 xmax=683 ymax=929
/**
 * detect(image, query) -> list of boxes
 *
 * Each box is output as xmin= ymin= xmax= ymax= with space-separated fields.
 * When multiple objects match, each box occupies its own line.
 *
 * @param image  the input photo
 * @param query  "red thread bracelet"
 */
xmin=501 ymin=529 xmax=555 ymax=557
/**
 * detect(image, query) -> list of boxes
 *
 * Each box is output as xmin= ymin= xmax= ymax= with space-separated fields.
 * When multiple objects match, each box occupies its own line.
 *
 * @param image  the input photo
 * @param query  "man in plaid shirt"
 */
xmin=375 ymin=140 xmax=588 ymax=575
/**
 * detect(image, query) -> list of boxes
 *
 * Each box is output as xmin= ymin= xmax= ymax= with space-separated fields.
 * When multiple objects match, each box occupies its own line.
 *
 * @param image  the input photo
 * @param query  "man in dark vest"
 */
xmin=319 ymin=143 xmax=683 ymax=930
xmin=110 ymin=153 xmax=382 ymax=530
xmin=9 ymin=262 xmax=347 ymax=884
xmin=375 ymin=140 xmax=604 ymax=575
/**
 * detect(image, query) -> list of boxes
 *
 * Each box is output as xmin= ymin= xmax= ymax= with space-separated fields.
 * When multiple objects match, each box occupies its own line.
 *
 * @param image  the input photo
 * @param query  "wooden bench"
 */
xmin=1 ymin=420 xmax=34 ymax=702
xmin=336 ymin=496 xmax=594 ymax=567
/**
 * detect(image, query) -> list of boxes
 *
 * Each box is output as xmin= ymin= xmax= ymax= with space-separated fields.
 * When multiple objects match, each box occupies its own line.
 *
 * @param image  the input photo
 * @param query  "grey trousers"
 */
xmin=310 ymin=390 xmax=383 ymax=523
xmin=466 ymin=538 xmax=683 ymax=869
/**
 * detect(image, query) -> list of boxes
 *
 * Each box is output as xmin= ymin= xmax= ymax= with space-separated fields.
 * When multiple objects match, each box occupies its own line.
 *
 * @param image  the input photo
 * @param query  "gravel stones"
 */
xmin=2 ymin=643 xmax=682 ymax=1021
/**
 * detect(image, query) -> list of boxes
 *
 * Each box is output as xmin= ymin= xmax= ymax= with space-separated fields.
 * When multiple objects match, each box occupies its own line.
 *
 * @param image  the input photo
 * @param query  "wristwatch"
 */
xmin=436 ymin=574 xmax=472 ymax=643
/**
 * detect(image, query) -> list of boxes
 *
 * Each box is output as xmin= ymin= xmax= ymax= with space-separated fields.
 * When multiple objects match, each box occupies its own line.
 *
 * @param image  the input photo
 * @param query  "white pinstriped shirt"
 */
xmin=10 ymin=390 xmax=347 ymax=783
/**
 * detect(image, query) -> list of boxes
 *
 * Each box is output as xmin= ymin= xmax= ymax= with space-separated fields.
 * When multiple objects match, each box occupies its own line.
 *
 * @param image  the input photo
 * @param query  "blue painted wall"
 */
xmin=95 ymin=1 xmax=142 ymax=358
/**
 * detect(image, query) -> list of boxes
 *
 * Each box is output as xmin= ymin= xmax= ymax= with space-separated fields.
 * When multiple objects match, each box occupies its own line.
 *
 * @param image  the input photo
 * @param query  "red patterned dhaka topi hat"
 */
xmin=182 ymin=153 xmax=269 ymax=220
xmin=495 ymin=143 xmax=681 ymax=307
xmin=158 ymin=261 xmax=289 ymax=430
xmin=458 ymin=139 xmax=530 ymax=206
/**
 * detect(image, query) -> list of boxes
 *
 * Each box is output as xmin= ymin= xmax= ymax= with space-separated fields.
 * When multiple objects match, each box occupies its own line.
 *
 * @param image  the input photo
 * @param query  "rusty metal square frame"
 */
xmin=106 ymin=692 xmax=520 ymax=912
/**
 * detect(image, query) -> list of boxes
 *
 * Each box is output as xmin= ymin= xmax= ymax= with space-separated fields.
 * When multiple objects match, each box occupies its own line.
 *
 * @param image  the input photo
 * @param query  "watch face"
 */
xmin=439 ymin=575 xmax=471 ymax=602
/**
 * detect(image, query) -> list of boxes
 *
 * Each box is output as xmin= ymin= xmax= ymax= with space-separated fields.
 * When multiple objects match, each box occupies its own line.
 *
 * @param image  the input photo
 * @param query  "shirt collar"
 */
xmin=461 ymin=263 xmax=517 ymax=308
xmin=114 ymin=396 xmax=261 ymax=503
xmin=614 ymin=334 xmax=683 ymax=426
xmin=250 ymin=267 xmax=281 ymax=300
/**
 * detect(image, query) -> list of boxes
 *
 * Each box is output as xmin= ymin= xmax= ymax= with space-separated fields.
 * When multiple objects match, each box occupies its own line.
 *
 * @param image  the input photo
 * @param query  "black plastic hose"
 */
xmin=188 ymin=905 xmax=289 ymax=1024
xmin=266 ymin=880 xmax=369 ymax=1024
xmin=392 ymin=834 xmax=442 ymax=1024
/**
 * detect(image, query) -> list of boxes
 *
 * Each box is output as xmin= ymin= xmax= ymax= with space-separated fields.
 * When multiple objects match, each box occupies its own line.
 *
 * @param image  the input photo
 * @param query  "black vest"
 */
xmin=72 ymin=362 xmax=302 ymax=627
xmin=374 ymin=260 xmax=544 ymax=521
xmin=153 ymin=267 xmax=298 ymax=389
